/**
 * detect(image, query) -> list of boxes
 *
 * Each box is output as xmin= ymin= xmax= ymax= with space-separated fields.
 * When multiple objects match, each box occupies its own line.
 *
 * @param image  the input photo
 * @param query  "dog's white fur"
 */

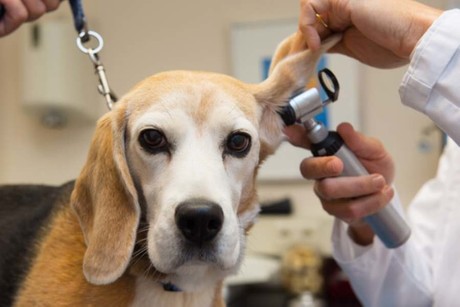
xmin=126 ymin=76 xmax=263 ymax=288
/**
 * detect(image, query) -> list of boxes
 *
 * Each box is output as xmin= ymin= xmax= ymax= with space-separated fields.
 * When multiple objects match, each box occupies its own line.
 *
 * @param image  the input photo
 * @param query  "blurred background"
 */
xmin=0 ymin=0 xmax=452 ymax=306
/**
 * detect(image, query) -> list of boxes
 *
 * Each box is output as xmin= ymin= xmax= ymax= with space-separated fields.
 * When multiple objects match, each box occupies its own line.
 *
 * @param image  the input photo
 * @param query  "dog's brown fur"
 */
xmin=6 ymin=33 xmax=340 ymax=306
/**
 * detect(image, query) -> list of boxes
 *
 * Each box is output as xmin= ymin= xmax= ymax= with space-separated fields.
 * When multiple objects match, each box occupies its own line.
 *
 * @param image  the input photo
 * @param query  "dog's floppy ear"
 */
xmin=70 ymin=103 xmax=139 ymax=285
xmin=252 ymin=32 xmax=341 ymax=157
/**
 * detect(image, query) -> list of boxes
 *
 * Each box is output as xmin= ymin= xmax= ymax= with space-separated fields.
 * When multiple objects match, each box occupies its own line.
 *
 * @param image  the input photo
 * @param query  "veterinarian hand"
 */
xmin=0 ymin=0 xmax=60 ymax=37
xmin=298 ymin=0 xmax=442 ymax=68
xmin=285 ymin=123 xmax=395 ymax=245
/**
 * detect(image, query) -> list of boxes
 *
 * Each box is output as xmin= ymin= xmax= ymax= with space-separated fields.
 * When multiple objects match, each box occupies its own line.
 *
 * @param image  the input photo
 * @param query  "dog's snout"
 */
xmin=175 ymin=200 xmax=224 ymax=245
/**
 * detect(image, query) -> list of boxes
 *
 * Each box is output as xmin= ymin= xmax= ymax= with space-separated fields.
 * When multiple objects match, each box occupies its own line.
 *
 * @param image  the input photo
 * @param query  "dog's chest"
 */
xmin=131 ymin=277 xmax=216 ymax=307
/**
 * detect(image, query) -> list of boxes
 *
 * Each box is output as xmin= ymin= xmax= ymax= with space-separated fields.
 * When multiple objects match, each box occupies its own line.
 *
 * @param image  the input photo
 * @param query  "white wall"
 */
xmin=0 ymin=0 xmax=446 ymax=255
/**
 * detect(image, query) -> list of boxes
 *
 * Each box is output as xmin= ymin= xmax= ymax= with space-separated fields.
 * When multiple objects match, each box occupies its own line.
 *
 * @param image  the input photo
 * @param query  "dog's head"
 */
xmin=70 ymin=33 xmax=340 ymax=289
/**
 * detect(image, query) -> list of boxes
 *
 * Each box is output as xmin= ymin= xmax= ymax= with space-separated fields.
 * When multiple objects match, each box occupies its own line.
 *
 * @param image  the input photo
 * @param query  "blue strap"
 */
xmin=161 ymin=282 xmax=182 ymax=292
xmin=68 ymin=0 xmax=87 ymax=36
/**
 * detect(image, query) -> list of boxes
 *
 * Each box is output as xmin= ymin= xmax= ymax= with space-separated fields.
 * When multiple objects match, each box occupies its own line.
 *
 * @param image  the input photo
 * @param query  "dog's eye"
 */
xmin=139 ymin=129 xmax=168 ymax=153
xmin=225 ymin=132 xmax=251 ymax=157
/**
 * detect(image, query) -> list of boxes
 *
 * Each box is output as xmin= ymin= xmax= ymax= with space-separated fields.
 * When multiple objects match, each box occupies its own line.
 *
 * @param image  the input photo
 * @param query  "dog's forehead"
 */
xmin=124 ymin=71 xmax=260 ymax=123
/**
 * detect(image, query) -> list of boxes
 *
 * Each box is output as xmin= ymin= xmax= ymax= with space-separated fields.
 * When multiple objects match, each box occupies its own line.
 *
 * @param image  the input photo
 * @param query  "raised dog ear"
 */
xmin=70 ymin=103 xmax=139 ymax=285
xmin=251 ymin=32 xmax=341 ymax=158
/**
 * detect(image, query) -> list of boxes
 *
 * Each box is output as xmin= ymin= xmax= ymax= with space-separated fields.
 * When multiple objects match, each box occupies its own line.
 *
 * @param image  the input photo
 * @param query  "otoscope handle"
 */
xmin=311 ymin=131 xmax=411 ymax=248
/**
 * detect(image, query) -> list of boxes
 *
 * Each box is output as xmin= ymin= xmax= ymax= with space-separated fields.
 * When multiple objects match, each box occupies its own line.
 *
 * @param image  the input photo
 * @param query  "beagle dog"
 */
xmin=0 ymin=33 xmax=340 ymax=307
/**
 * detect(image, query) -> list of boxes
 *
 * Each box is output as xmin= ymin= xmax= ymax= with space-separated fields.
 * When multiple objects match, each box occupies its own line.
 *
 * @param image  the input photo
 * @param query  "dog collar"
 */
xmin=160 ymin=281 xmax=182 ymax=292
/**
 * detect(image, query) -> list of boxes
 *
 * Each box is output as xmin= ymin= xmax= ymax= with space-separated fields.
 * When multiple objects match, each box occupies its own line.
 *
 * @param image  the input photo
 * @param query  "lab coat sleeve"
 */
xmin=400 ymin=9 xmax=460 ymax=145
xmin=331 ymin=192 xmax=433 ymax=307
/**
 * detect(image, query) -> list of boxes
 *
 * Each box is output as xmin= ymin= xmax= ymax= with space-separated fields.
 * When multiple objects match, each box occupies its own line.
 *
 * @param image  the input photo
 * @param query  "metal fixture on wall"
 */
xmin=21 ymin=19 xmax=99 ymax=129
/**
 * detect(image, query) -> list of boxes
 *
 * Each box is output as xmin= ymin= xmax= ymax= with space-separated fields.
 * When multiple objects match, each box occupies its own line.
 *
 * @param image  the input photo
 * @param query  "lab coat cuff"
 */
xmin=400 ymin=9 xmax=460 ymax=113
xmin=331 ymin=188 xmax=407 ymax=266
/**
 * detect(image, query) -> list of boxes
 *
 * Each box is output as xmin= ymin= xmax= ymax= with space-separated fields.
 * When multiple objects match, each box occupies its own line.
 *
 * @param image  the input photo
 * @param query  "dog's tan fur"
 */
xmin=11 ymin=33 xmax=340 ymax=306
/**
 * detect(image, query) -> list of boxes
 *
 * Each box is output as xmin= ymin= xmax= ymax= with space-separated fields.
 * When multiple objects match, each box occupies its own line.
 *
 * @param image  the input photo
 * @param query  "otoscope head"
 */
xmin=279 ymin=68 xmax=340 ymax=126
xmin=279 ymin=105 xmax=297 ymax=126
xmin=318 ymin=68 xmax=339 ymax=102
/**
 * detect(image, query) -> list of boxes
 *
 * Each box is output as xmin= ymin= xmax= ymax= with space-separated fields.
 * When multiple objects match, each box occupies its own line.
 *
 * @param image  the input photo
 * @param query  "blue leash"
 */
xmin=68 ymin=0 xmax=89 ymax=42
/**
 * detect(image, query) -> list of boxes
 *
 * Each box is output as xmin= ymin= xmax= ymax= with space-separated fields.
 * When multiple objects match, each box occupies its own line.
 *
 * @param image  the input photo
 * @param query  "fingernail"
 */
xmin=372 ymin=175 xmax=385 ymax=189
xmin=383 ymin=185 xmax=393 ymax=196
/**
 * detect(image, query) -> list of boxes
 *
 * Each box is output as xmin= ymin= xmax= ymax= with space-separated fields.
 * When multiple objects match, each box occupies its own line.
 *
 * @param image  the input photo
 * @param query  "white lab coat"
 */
xmin=331 ymin=9 xmax=460 ymax=307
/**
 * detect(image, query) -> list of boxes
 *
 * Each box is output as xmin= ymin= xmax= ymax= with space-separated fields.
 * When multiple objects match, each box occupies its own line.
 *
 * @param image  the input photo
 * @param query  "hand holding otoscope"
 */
xmin=280 ymin=69 xmax=411 ymax=248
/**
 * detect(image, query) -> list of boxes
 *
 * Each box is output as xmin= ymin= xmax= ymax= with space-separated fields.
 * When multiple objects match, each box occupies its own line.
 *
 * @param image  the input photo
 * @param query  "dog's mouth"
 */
xmin=173 ymin=241 xmax=224 ymax=267
xmin=130 ymin=228 xmax=233 ymax=277
xmin=129 ymin=237 xmax=239 ymax=293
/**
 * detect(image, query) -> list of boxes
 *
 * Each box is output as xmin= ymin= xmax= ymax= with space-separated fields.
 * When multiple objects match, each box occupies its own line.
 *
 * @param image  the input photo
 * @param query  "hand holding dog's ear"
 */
xmin=298 ymin=0 xmax=441 ymax=68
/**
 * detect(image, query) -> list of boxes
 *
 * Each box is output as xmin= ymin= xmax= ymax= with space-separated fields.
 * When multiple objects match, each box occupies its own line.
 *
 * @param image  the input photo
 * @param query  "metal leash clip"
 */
xmin=69 ymin=0 xmax=117 ymax=110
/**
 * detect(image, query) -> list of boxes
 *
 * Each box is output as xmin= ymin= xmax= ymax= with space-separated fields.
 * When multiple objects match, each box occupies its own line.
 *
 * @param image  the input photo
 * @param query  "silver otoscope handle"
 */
xmin=330 ymin=138 xmax=411 ymax=248
xmin=280 ymin=68 xmax=411 ymax=248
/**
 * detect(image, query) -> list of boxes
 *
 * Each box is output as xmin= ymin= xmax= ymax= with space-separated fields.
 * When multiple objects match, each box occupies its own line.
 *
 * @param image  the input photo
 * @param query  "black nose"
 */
xmin=175 ymin=200 xmax=224 ymax=245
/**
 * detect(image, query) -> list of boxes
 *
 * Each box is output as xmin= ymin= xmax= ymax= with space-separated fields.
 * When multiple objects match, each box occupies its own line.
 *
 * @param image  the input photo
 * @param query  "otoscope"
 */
xmin=280 ymin=68 xmax=411 ymax=248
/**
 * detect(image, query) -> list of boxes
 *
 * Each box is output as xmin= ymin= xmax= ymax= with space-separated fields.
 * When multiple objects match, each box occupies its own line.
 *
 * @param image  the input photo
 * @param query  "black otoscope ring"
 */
xmin=318 ymin=68 xmax=340 ymax=102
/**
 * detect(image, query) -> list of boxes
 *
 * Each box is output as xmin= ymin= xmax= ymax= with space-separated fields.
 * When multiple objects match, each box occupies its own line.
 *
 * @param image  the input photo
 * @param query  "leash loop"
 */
xmin=76 ymin=30 xmax=104 ymax=54
xmin=69 ymin=0 xmax=117 ymax=110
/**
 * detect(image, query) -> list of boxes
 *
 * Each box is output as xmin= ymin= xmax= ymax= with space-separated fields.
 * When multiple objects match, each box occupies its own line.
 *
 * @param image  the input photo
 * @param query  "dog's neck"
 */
xmin=130 ymin=276 xmax=219 ymax=307
xmin=128 ymin=241 xmax=221 ymax=306
xmin=130 ymin=222 xmax=184 ymax=292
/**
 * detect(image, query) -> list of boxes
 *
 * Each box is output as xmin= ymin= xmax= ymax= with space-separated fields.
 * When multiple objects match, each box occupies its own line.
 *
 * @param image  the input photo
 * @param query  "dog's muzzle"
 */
xmin=175 ymin=199 xmax=224 ymax=246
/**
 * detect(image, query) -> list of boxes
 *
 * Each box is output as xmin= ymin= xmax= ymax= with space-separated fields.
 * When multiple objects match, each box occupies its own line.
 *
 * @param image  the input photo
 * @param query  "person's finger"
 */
xmin=298 ymin=0 xmax=330 ymax=50
xmin=42 ymin=0 xmax=60 ymax=12
xmin=21 ymin=0 xmax=46 ymax=21
xmin=321 ymin=186 xmax=394 ymax=222
xmin=283 ymin=124 xmax=310 ymax=149
xmin=300 ymin=156 xmax=342 ymax=180
xmin=0 ymin=0 xmax=28 ymax=36
xmin=337 ymin=123 xmax=386 ymax=161
xmin=314 ymin=174 xmax=386 ymax=200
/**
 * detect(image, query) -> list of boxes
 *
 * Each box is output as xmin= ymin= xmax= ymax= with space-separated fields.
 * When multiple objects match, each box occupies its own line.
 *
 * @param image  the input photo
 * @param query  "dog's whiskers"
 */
xmin=137 ymin=225 xmax=150 ymax=233
xmin=135 ymin=237 xmax=149 ymax=244
xmin=132 ymin=247 xmax=148 ymax=261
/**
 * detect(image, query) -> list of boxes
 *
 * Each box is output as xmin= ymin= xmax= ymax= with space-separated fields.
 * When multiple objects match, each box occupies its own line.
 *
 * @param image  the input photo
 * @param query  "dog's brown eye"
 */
xmin=139 ymin=129 xmax=168 ymax=153
xmin=225 ymin=132 xmax=251 ymax=157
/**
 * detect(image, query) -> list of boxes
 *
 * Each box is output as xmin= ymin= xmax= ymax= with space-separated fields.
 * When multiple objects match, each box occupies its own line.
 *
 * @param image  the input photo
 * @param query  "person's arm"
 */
xmin=332 ymin=138 xmax=460 ymax=305
xmin=298 ymin=0 xmax=460 ymax=144
xmin=400 ymin=9 xmax=460 ymax=145
xmin=284 ymin=123 xmax=434 ymax=306
xmin=331 ymin=194 xmax=433 ymax=307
